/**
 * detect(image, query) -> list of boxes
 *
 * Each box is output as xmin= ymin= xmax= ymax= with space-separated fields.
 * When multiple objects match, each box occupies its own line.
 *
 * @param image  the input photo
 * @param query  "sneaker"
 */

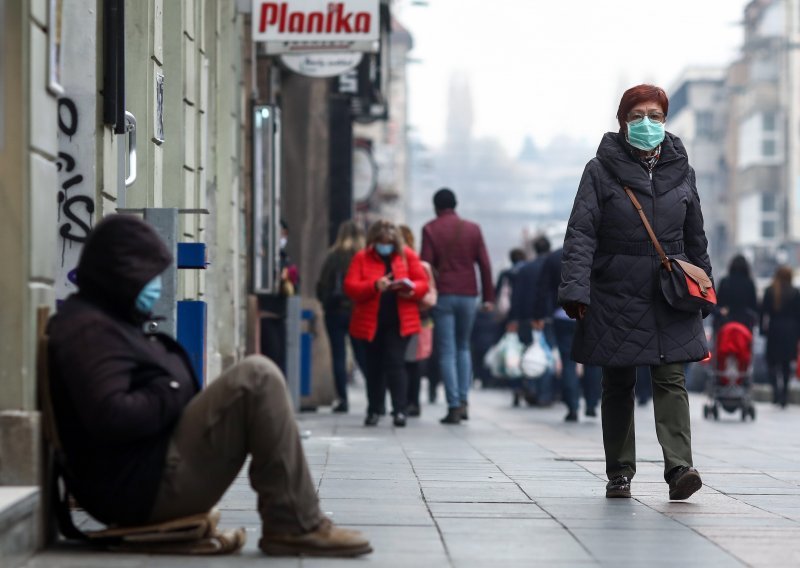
xmin=564 ymin=411 xmax=578 ymax=422
xmin=585 ymin=407 xmax=597 ymax=417
xmin=459 ymin=403 xmax=469 ymax=420
xmin=407 ymin=404 xmax=421 ymax=417
xmin=260 ymin=518 xmax=372 ymax=558
xmin=393 ymin=413 xmax=407 ymax=427
xmin=332 ymin=401 xmax=348 ymax=414
xmin=668 ymin=466 xmax=702 ymax=500
xmin=363 ymin=414 xmax=379 ymax=427
xmin=440 ymin=408 xmax=462 ymax=425
xmin=606 ymin=475 xmax=631 ymax=498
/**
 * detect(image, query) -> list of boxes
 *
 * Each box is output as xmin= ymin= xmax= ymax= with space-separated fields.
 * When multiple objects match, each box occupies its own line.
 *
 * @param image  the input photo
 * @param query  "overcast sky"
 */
xmin=399 ymin=0 xmax=751 ymax=154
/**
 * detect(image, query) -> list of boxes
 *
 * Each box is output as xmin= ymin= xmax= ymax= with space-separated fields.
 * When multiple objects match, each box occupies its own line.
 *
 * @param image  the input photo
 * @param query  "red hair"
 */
xmin=616 ymin=84 xmax=669 ymax=131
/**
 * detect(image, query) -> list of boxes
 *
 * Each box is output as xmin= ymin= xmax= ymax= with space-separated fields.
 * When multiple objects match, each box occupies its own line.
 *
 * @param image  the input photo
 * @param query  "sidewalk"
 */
xmin=24 ymin=385 xmax=800 ymax=567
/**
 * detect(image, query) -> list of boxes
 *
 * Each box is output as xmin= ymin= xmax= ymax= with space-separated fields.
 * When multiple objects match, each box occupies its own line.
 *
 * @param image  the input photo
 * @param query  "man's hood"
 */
xmin=75 ymin=214 xmax=172 ymax=316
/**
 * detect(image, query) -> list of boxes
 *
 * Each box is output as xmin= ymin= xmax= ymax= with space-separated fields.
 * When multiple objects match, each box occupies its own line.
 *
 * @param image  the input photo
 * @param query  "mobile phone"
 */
xmin=390 ymin=278 xmax=415 ymax=290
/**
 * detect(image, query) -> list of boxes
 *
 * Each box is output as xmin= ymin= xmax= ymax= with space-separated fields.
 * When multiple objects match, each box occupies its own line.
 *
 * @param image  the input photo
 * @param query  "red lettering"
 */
xmin=307 ymin=12 xmax=324 ymax=33
xmin=354 ymin=13 xmax=370 ymax=33
xmin=288 ymin=12 xmax=304 ymax=32
xmin=278 ymin=2 xmax=287 ymax=32
xmin=335 ymin=3 xmax=353 ymax=33
xmin=326 ymin=3 xmax=335 ymax=33
xmin=259 ymin=2 xmax=279 ymax=33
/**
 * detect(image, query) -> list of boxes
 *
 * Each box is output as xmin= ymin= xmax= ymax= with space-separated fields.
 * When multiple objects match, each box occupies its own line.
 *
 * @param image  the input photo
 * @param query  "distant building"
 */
xmin=668 ymin=67 xmax=729 ymax=272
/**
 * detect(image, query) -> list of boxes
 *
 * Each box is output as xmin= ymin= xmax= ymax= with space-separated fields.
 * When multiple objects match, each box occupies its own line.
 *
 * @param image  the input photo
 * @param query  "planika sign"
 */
xmin=253 ymin=0 xmax=380 ymax=54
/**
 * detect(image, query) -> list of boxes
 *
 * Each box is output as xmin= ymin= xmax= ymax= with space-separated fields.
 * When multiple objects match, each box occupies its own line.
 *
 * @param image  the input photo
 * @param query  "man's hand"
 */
xmin=563 ymin=302 xmax=587 ymax=321
xmin=481 ymin=302 xmax=495 ymax=312
xmin=532 ymin=319 xmax=545 ymax=330
xmin=506 ymin=321 xmax=519 ymax=333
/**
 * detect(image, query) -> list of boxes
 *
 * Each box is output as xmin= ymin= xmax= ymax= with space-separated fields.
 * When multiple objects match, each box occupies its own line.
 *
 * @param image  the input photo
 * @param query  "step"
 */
xmin=0 ymin=487 xmax=40 ymax=568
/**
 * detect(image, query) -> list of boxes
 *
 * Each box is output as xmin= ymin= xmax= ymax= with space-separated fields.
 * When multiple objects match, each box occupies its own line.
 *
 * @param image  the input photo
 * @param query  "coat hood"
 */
xmin=76 ymin=215 xmax=172 ymax=318
xmin=595 ymin=131 xmax=690 ymax=195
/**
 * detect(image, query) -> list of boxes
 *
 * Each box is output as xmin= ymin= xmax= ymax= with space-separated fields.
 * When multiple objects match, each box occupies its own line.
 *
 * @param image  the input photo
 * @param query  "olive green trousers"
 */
xmin=601 ymin=363 xmax=693 ymax=481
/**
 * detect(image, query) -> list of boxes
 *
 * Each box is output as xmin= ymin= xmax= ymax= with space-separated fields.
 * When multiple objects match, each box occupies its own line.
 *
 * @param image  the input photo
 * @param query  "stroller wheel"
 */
xmin=703 ymin=405 xmax=710 ymax=419
xmin=749 ymin=406 xmax=756 ymax=420
xmin=712 ymin=405 xmax=719 ymax=421
xmin=741 ymin=407 xmax=748 ymax=421
xmin=512 ymin=391 xmax=520 ymax=408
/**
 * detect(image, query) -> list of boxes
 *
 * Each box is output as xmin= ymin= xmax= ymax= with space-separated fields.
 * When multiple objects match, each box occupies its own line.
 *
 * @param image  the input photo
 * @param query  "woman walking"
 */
xmin=345 ymin=220 xmax=429 ymax=427
xmin=399 ymin=225 xmax=438 ymax=417
xmin=316 ymin=220 xmax=368 ymax=413
xmin=559 ymin=84 xmax=711 ymax=501
xmin=760 ymin=266 xmax=800 ymax=408
xmin=716 ymin=255 xmax=758 ymax=330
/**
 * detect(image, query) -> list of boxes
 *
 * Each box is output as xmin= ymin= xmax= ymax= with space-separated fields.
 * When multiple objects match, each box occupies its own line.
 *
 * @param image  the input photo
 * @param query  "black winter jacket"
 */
xmin=559 ymin=132 xmax=712 ymax=366
xmin=48 ymin=215 xmax=198 ymax=525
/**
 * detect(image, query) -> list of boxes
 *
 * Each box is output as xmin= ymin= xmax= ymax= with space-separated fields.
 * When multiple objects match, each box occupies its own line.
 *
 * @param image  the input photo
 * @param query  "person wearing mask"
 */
xmin=421 ymin=188 xmax=495 ymax=425
xmin=760 ymin=265 xmax=800 ymax=408
xmin=259 ymin=220 xmax=299 ymax=373
xmin=399 ymin=225 xmax=437 ymax=417
xmin=316 ymin=220 xmax=368 ymax=413
xmin=508 ymin=236 xmax=555 ymax=406
xmin=47 ymin=215 xmax=371 ymax=557
xmin=559 ymin=84 xmax=712 ymax=501
xmin=716 ymin=254 xmax=758 ymax=330
xmin=345 ymin=220 xmax=429 ymax=427
xmin=533 ymin=246 xmax=602 ymax=421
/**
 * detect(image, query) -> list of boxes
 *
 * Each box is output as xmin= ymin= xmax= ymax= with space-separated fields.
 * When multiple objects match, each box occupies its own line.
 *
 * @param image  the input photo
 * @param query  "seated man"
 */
xmin=47 ymin=214 xmax=371 ymax=558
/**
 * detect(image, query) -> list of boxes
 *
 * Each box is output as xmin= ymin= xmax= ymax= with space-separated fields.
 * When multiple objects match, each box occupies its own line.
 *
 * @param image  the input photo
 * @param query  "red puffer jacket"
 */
xmin=345 ymin=246 xmax=429 ymax=341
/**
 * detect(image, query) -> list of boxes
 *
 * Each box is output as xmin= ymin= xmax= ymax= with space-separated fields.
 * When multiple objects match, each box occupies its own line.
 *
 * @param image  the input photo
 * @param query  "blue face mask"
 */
xmin=375 ymin=243 xmax=395 ymax=257
xmin=627 ymin=117 xmax=666 ymax=151
xmin=135 ymin=275 xmax=162 ymax=314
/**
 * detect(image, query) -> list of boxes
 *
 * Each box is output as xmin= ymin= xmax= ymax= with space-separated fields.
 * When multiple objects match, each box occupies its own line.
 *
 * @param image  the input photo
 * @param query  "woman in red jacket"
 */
xmin=345 ymin=220 xmax=429 ymax=427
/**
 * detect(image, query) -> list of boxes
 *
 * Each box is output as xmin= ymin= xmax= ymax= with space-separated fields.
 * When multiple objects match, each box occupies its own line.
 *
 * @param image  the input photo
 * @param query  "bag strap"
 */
xmin=623 ymin=187 xmax=672 ymax=273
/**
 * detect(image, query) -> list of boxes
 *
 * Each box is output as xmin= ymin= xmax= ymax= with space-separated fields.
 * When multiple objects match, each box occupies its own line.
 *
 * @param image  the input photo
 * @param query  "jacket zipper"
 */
xmin=649 ymin=170 xmax=665 ymax=362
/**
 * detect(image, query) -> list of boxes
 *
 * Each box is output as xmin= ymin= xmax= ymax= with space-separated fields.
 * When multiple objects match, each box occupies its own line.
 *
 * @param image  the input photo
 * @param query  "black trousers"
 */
xmin=769 ymin=360 xmax=792 ymax=406
xmin=260 ymin=317 xmax=286 ymax=374
xmin=365 ymin=326 xmax=410 ymax=416
xmin=406 ymin=361 xmax=422 ymax=408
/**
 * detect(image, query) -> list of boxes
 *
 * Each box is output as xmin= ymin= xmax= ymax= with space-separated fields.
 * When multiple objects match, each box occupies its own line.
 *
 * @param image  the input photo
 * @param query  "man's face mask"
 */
xmin=135 ymin=275 xmax=162 ymax=314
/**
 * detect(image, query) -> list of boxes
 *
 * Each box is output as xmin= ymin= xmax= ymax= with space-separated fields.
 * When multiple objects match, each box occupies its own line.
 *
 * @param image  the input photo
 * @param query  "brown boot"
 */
xmin=259 ymin=518 xmax=372 ymax=557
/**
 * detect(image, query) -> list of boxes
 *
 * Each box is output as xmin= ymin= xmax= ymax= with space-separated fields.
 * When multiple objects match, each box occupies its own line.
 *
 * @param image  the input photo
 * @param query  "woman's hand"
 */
xmin=564 ymin=302 xmax=587 ymax=320
xmin=375 ymin=273 xmax=393 ymax=292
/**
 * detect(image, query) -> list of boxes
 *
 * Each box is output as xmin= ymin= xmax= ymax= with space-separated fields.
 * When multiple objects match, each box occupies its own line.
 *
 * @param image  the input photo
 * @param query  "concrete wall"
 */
xmin=0 ymin=0 xmax=59 ymax=484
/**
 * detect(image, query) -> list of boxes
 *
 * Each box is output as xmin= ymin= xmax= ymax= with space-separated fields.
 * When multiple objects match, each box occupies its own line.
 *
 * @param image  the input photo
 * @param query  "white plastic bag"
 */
xmin=485 ymin=332 xmax=524 ymax=378
xmin=521 ymin=330 xmax=555 ymax=379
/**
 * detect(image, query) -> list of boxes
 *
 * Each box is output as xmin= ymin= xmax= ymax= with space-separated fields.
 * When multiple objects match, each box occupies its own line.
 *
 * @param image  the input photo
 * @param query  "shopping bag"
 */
xmin=521 ymin=330 xmax=555 ymax=379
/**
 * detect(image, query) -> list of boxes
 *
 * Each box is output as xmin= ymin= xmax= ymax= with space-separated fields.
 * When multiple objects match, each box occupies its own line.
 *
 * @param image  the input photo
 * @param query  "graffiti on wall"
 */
xmin=56 ymin=96 xmax=95 ymax=298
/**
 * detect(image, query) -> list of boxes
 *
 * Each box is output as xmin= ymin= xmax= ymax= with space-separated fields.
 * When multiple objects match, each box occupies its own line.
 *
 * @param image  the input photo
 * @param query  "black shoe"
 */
xmin=333 ymin=401 xmax=349 ymax=413
xmin=460 ymin=403 xmax=469 ymax=421
xmin=440 ymin=408 xmax=462 ymax=425
xmin=606 ymin=475 xmax=631 ymax=498
xmin=407 ymin=404 xmax=421 ymax=417
xmin=364 ymin=414 xmax=379 ymax=427
xmin=564 ymin=411 xmax=578 ymax=422
xmin=393 ymin=413 xmax=407 ymax=427
xmin=585 ymin=407 xmax=597 ymax=417
xmin=668 ymin=466 xmax=702 ymax=500
xmin=428 ymin=384 xmax=438 ymax=404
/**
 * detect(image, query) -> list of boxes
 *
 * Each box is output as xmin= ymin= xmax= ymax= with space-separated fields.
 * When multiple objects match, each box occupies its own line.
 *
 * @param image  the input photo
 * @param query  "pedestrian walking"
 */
xmin=47 ymin=215 xmax=371 ymax=558
xmin=533 ymin=247 xmax=602 ymax=421
xmin=421 ymin=188 xmax=494 ymax=425
xmin=399 ymin=225 xmax=438 ymax=417
xmin=509 ymin=236 xmax=555 ymax=406
xmin=316 ymin=220 xmax=369 ymax=414
xmin=345 ymin=220 xmax=429 ymax=427
xmin=715 ymin=254 xmax=758 ymax=330
xmin=559 ymin=84 xmax=712 ymax=501
xmin=759 ymin=265 xmax=800 ymax=408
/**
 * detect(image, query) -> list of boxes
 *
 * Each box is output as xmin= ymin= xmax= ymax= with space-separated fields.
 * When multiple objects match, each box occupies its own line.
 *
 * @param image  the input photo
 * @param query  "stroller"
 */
xmin=703 ymin=320 xmax=756 ymax=421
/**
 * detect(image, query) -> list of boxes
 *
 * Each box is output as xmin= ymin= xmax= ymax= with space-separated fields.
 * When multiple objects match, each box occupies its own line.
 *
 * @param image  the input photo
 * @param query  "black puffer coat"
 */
xmin=559 ymin=132 xmax=712 ymax=366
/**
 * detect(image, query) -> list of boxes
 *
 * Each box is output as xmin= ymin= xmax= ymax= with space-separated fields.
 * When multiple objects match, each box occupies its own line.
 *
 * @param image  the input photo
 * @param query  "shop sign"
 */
xmin=253 ymin=0 xmax=379 ymax=54
xmin=280 ymin=52 xmax=363 ymax=78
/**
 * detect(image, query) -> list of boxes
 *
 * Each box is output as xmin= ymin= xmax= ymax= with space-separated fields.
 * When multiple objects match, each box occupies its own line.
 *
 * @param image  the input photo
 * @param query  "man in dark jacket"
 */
xmin=47 ymin=215 xmax=371 ymax=557
xmin=421 ymin=188 xmax=494 ymax=424
xmin=532 ymin=247 xmax=601 ymax=421
xmin=507 ymin=236 xmax=555 ymax=405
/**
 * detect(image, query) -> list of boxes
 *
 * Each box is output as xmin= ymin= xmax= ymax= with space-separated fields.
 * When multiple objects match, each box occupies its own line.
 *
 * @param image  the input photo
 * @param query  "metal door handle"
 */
xmin=125 ymin=111 xmax=137 ymax=187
